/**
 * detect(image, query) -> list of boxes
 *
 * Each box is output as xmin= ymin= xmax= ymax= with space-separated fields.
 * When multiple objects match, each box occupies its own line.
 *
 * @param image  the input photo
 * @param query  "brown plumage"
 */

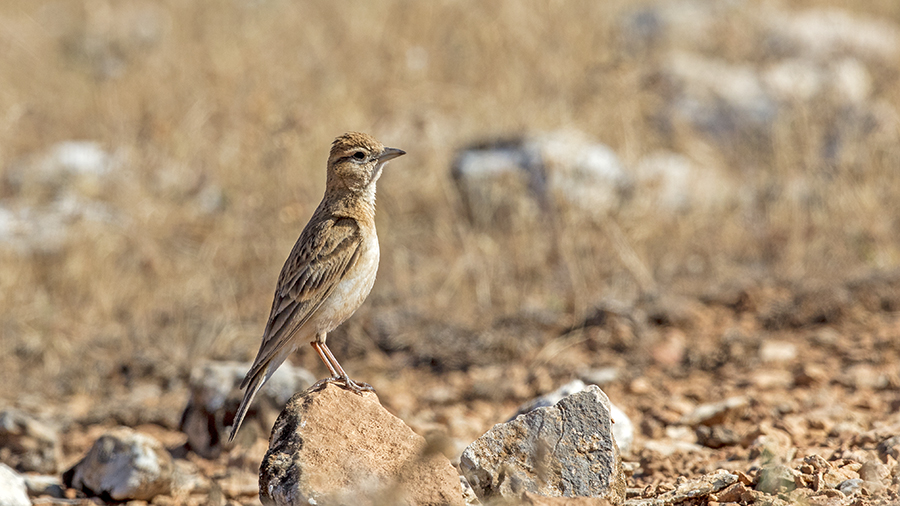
xmin=230 ymin=132 xmax=405 ymax=441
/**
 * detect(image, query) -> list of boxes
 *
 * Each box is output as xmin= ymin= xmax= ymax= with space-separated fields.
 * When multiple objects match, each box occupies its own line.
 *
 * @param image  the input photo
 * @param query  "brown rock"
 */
xmin=746 ymin=425 xmax=795 ymax=463
xmin=876 ymin=435 xmax=900 ymax=461
xmin=822 ymin=465 xmax=859 ymax=489
xmin=625 ymin=470 xmax=737 ymax=506
xmin=793 ymin=363 xmax=829 ymax=387
xmin=803 ymin=454 xmax=832 ymax=473
xmin=735 ymin=470 xmax=753 ymax=486
xmin=712 ymin=483 xmax=754 ymax=503
xmin=695 ymin=425 xmax=740 ymax=449
xmin=218 ymin=469 xmax=258 ymax=499
xmin=750 ymin=369 xmax=794 ymax=390
xmin=519 ymin=493 xmax=614 ymax=505
xmin=259 ymin=383 xmax=464 ymax=506
xmin=858 ymin=459 xmax=889 ymax=484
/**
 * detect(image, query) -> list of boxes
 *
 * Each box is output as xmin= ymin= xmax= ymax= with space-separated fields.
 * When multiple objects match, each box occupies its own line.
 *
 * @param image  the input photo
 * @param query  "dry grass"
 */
xmin=0 ymin=0 xmax=898 ymax=402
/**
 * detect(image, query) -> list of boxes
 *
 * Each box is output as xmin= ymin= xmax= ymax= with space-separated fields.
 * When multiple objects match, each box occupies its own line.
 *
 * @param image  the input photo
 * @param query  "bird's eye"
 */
xmin=352 ymin=151 xmax=366 ymax=160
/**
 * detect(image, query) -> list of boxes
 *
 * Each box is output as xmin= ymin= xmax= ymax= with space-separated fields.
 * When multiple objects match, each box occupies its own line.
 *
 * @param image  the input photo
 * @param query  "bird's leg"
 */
xmin=309 ymin=340 xmax=341 ymax=392
xmin=310 ymin=340 xmax=339 ymax=378
xmin=321 ymin=342 xmax=375 ymax=394
xmin=308 ymin=339 xmax=374 ymax=394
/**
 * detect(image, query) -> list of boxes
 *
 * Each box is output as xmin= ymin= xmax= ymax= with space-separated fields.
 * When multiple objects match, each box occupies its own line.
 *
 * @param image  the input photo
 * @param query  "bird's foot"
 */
xmin=342 ymin=377 xmax=375 ymax=394
xmin=310 ymin=376 xmax=375 ymax=395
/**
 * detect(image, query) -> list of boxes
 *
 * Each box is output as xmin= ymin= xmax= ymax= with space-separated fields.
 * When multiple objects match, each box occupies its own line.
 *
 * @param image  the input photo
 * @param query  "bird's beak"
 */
xmin=378 ymin=147 xmax=406 ymax=162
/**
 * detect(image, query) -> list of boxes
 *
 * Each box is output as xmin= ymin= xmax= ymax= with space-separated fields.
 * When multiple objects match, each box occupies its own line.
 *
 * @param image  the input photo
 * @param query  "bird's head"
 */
xmin=326 ymin=132 xmax=405 ymax=195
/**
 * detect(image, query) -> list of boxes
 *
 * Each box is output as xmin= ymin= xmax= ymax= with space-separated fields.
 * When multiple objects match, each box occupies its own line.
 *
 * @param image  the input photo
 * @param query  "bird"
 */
xmin=229 ymin=132 xmax=405 ymax=441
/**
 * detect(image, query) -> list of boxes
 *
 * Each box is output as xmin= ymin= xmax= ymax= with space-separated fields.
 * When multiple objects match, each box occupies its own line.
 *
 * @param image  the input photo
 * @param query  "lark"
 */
xmin=229 ymin=132 xmax=405 ymax=441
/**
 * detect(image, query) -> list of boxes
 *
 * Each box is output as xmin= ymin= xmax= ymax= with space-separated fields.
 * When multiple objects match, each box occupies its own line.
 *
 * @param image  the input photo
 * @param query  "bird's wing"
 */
xmin=241 ymin=216 xmax=363 ymax=387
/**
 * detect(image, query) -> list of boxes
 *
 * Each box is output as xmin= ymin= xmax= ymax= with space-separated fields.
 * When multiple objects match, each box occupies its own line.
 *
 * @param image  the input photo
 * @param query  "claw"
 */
xmin=343 ymin=377 xmax=375 ymax=394
xmin=310 ymin=375 xmax=375 ymax=395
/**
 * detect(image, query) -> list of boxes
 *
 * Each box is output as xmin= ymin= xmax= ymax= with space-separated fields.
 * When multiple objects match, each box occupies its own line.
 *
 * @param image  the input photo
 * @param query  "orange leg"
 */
xmin=308 ymin=340 xmax=374 ymax=394
xmin=320 ymin=342 xmax=374 ymax=393
xmin=310 ymin=341 xmax=339 ymax=378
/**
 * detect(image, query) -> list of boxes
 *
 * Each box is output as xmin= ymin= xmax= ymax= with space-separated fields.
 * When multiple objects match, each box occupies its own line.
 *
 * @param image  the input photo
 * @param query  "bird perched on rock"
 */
xmin=230 ymin=132 xmax=405 ymax=441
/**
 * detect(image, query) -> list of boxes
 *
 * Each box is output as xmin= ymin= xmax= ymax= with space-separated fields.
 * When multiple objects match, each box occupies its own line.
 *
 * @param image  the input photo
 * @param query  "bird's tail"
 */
xmin=229 ymin=366 xmax=268 ymax=442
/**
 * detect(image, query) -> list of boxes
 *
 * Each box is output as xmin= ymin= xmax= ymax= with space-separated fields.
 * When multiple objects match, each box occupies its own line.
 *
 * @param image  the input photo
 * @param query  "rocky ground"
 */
xmin=3 ymin=272 xmax=900 ymax=505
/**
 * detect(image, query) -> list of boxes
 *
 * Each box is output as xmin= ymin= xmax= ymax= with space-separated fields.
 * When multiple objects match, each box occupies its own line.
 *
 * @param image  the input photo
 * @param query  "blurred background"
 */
xmin=0 ymin=0 xmax=898 ymax=451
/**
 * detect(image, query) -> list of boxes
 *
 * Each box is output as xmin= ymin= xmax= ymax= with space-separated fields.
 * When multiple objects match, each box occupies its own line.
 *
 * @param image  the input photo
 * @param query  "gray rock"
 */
xmin=762 ymin=57 xmax=873 ymax=105
xmin=180 ymin=360 xmax=315 ymax=456
xmin=695 ymin=425 xmax=741 ymax=449
xmin=0 ymin=140 xmax=126 ymax=255
xmin=679 ymin=396 xmax=748 ymax=427
xmin=510 ymin=380 xmax=634 ymax=454
xmin=461 ymin=385 xmax=625 ymax=503
xmin=509 ymin=379 xmax=593 ymax=419
xmin=4 ymin=140 xmax=123 ymax=202
xmin=876 ymin=435 xmax=900 ymax=461
xmin=0 ymin=409 xmax=61 ymax=474
xmin=660 ymin=52 xmax=778 ymax=142
xmin=452 ymin=131 xmax=629 ymax=228
xmin=537 ymin=130 xmax=629 ymax=218
xmin=259 ymin=383 xmax=464 ymax=506
xmin=63 ymin=427 xmax=173 ymax=501
xmin=0 ymin=464 xmax=30 ymax=506
xmin=756 ymin=464 xmax=797 ymax=495
xmin=452 ymin=139 xmax=544 ymax=228
xmin=630 ymin=152 xmax=736 ymax=213
xmin=763 ymin=8 xmax=900 ymax=62
xmin=0 ymin=196 xmax=121 ymax=255
xmin=656 ymin=47 xmax=896 ymax=172
xmin=838 ymin=478 xmax=864 ymax=496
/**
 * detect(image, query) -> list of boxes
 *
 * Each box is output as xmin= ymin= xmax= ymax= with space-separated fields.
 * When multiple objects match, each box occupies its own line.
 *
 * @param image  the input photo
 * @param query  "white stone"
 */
xmin=535 ymin=130 xmax=629 ymax=218
xmin=763 ymin=59 xmax=824 ymax=101
xmin=44 ymin=141 xmax=112 ymax=177
xmin=831 ymin=58 xmax=872 ymax=104
xmin=765 ymin=8 xmax=900 ymax=61
xmin=760 ymin=340 xmax=798 ymax=363
xmin=632 ymin=151 xmax=735 ymax=212
xmin=0 ymin=464 xmax=31 ymax=506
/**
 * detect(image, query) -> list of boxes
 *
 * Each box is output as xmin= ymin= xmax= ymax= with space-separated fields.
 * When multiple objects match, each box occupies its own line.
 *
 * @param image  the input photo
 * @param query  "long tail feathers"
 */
xmin=229 ymin=367 xmax=267 ymax=442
